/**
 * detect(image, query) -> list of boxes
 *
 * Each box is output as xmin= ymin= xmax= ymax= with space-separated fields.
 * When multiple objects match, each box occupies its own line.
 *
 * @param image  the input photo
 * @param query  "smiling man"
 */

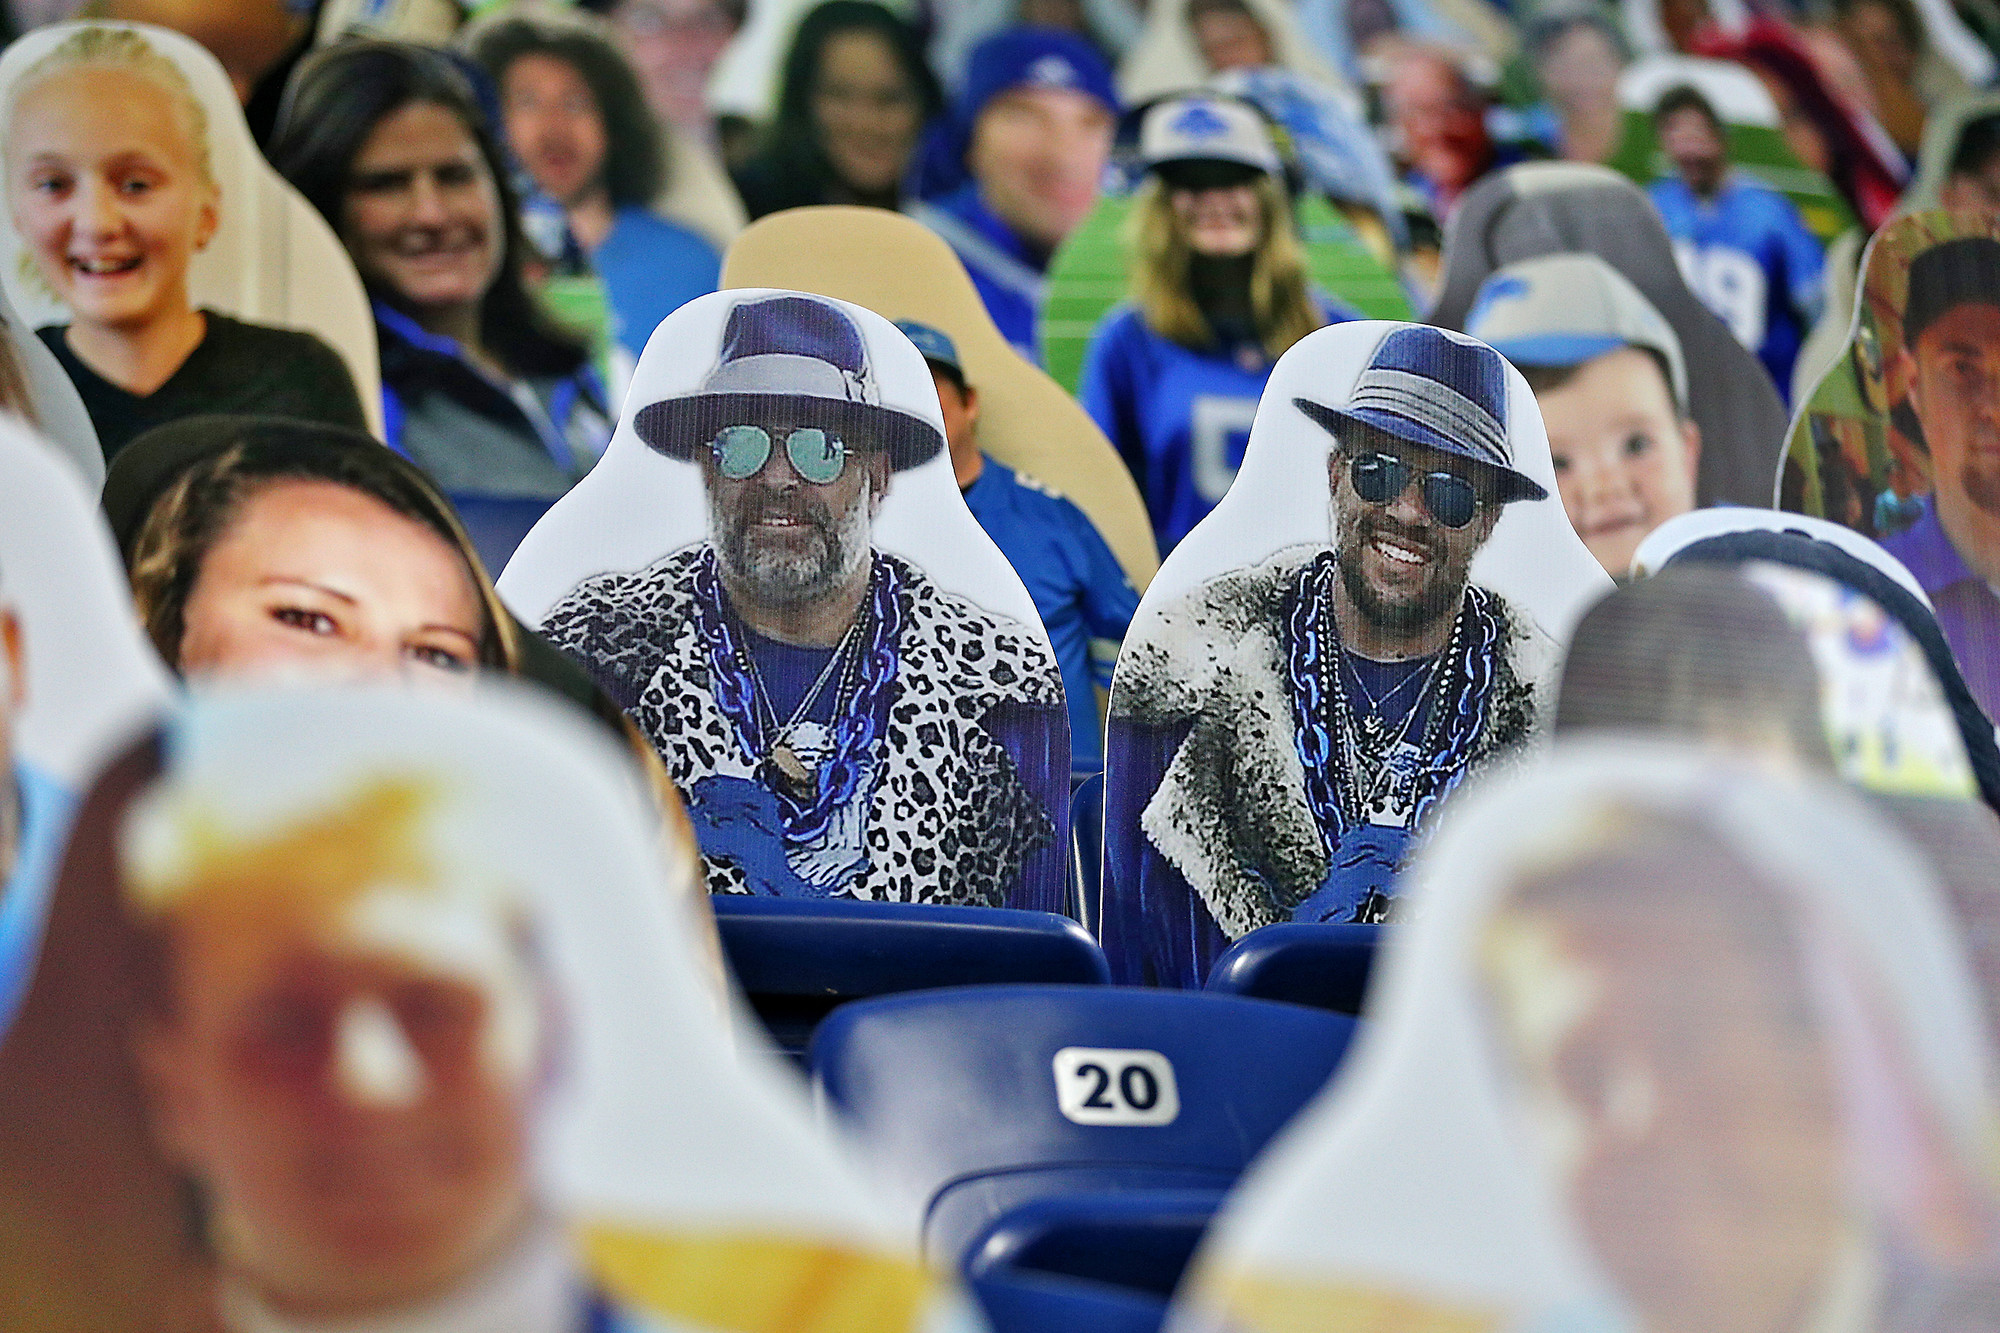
xmin=1109 ymin=327 xmax=1556 ymax=985
xmin=539 ymin=294 xmax=1065 ymax=909
xmin=1880 ymin=236 xmax=2000 ymax=718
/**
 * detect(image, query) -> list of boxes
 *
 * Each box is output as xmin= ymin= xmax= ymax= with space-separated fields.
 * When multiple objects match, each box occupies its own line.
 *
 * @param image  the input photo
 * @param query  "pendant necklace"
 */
xmin=740 ymin=610 xmax=866 ymax=800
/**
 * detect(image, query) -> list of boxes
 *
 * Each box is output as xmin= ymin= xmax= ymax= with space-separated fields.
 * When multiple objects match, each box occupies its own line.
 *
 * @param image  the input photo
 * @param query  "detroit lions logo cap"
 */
xmin=1465 ymin=253 xmax=1689 ymax=413
xmin=1139 ymin=94 xmax=1283 ymax=179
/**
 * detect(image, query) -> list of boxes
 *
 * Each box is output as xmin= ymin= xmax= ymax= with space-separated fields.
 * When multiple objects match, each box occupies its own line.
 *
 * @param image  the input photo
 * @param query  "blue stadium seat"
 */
xmin=711 ymin=898 xmax=1111 ymax=1057
xmin=810 ymin=986 xmax=1359 ymax=1268
xmin=1204 ymin=923 xmax=1384 ymax=1016
xmin=965 ymin=1189 xmax=1217 ymax=1294
xmin=1069 ymin=771 xmax=1106 ymax=934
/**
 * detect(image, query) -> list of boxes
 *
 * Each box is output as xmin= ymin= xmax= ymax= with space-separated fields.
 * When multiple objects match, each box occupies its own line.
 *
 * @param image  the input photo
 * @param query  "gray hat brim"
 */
xmin=634 ymin=391 xmax=944 ymax=471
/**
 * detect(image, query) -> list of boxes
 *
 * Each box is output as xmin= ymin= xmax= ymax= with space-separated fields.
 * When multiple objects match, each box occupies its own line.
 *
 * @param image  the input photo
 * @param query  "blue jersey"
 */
xmin=964 ymin=458 xmax=1140 ymax=768
xmin=1079 ymin=298 xmax=1359 ymax=553
xmin=909 ymin=185 xmax=1049 ymax=360
xmin=1649 ymin=174 xmax=1824 ymax=399
xmin=596 ymin=206 xmax=720 ymax=358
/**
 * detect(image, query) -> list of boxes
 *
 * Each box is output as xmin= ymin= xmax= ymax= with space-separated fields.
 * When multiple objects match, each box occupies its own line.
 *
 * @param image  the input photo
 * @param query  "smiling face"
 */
xmin=6 ymin=63 xmax=217 ymax=336
xmin=967 ymin=85 xmax=1114 ymax=253
xmin=176 ymin=479 xmax=485 ymax=686
xmin=500 ymin=53 xmax=607 ymax=209
xmin=702 ymin=413 xmax=890 ymax=614
xmin=339 ymin=101 xmax=503 ymax=319
xmin=1330 ymin=427 xmax=1501 ymax=641
xmin=811 ymin=28 xmax=923 ymax=198
xmin=1169 ymin=182 xmax=1264 ymax=258
xmin=1538 ymin=348 xmax=1700 ymax=576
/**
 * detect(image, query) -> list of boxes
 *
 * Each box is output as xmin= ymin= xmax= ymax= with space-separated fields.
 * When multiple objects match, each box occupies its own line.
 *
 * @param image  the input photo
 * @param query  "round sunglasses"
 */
xmin=1347 ymin=451 xmax=1483 ymax=529
xmin=712 ymin=425 xmax=848 ymax=484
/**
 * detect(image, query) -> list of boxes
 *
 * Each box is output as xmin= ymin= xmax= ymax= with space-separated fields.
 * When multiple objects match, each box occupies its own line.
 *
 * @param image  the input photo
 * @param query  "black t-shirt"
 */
xmin=40 ymin=310 xmax=368 ymax=464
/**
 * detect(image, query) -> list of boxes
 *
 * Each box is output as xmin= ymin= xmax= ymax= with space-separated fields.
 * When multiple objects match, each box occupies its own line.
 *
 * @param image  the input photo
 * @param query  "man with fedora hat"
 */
xmin=1881 ymin=235 xmax=2000 ymax=719
xmin=1109 ymin=325 xmax=1557 ymax=986
xmin=541 ymin=293 xmax=1066 ymax=909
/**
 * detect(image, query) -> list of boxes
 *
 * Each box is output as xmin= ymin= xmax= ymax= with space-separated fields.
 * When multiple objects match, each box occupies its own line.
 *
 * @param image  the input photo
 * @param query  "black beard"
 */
xmin=1336 ymin=521 xmax=1464 ymax=638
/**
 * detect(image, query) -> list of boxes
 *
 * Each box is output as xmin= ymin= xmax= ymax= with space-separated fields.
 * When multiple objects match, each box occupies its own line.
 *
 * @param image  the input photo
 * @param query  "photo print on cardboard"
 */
xmin=500 ymin=289 xmax=1072 ymax=913
xmin=1101 ymin=319 xmax=1608 ymax=987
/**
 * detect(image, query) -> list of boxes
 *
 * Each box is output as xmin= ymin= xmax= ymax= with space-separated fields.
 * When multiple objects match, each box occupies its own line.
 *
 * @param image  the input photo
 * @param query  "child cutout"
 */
xmin=1 ymin=26 xmax=365 ymax=463
xmin=1467 ymin=252 xmax=1702 ymax=577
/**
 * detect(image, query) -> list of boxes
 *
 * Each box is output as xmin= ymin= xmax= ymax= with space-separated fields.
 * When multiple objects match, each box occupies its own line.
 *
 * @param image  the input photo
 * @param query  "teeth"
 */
xmin=72 ymin=257 xmax=138 ymax=274
xmin=1374 ymin=539 xmax=1426 ymax=566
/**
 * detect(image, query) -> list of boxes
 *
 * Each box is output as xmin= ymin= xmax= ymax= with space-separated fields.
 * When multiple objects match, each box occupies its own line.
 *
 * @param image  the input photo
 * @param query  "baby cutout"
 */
xmin=1102 ymin=320 xmax=1607 ymax=987
xmin=500 ymin=289 xmax=1071 ymax=913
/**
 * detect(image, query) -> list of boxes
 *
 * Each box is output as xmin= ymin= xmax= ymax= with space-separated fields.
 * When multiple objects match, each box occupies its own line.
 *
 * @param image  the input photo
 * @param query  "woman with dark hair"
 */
xmin=730 ymin=1 xmax=941 ymax=219
xmin=467 ymin=7 xmax=720 ymax=359
xmin=269 ymin=40 xmax=611 ymax=571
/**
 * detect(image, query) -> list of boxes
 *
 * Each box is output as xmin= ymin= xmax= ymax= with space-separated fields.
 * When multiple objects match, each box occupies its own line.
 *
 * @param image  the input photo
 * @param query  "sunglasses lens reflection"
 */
xmin=714 ymin=425 xmax=773 ymax=480
xmin=784 ymin=428 xmax=846 ymax=484
xmin=1349 ymin=452 xmax=1478 ymax=529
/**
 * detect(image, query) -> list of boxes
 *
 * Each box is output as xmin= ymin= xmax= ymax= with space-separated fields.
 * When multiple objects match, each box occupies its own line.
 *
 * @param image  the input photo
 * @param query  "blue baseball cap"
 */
xmin=1465 ymin=253 xmax=1688 ymax=412
xmin=893 ymin=319 xmax=964 ymax=379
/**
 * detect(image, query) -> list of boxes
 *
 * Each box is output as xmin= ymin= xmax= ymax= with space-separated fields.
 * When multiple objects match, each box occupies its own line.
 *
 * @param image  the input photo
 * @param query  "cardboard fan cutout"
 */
xmin=1100 ymin=321 xmax=1609 ymax=988
xmin=0 ymin=21 xmax=383 ymax=438
xmin=1168 ymin=742 xmax=2000 ymax=1332
xmin=0 ymin=684 xmax=974 ymax=1332
xmin=500 ymin=290 xmax=1071 ymax=914
xmin=0 ymin=417 xmax=169 ymax=1038
xmin=0 ymin=274 xmax=100 ymax=488
xmin=1432 ymin=162 xmax=1792 ymax=509
xmin=1781 ymin=210 xmax=2000 ymax=723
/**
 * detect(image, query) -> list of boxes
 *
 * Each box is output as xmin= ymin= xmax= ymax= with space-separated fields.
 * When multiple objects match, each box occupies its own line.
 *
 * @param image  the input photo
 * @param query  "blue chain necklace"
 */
xmin=691 ymin=547 xmax=905 ymax=846
xmin=1285 ymin=550 xmax=1500 ymax=844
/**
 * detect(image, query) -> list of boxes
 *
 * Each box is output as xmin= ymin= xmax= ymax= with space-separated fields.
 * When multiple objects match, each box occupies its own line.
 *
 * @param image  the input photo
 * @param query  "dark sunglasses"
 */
xmin=1348 ymin=451 xmax=1482 ymax=529
xmin=712 ymin=425 xmax=847 ymax=484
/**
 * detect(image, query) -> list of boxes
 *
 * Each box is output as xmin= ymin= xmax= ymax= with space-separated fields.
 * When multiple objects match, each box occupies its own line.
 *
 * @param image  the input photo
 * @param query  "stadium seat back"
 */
xmin=712 ymin=897 xmax=1110 ymax=1056
xmin=811 ymin=985 xmax=1359 ymax=1262
xmin=1205 ymin=923 xmax=1383 ymax=1015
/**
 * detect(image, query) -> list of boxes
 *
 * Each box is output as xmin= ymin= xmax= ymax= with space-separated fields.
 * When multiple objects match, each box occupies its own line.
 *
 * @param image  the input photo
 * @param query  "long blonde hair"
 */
xmin=1127 ymin=172 xmax=1322 ymax=361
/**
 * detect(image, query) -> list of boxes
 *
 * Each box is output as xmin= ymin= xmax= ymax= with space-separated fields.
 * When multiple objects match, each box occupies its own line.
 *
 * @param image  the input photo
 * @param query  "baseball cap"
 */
xmin=1904 ymin=236 xmax=2000 ymax=348
xmin=1465 ymin=252 xmax=1688 ymax=412
xmin=1140 ymin=95 xmax=1282 ymax=183
xmin=893 ymin=319 xmax=964 ymax=380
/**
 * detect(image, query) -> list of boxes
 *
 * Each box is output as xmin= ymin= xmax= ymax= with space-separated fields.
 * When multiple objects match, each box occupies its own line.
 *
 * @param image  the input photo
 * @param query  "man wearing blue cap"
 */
xmin=1109 ymin=326 xmax=1556 ymax=986
xmin=896 ymin=318 xmax=1139 ymax=770
xmin=907 ymin=28 xmax=1118 ymax=358
xmin=541 ymin=294 xmax=1065 ymax=910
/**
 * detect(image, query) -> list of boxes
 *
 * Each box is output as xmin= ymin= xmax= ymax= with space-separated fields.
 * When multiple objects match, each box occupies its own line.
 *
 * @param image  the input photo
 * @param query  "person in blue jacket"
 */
xmin=897 ymin=319 xmax=1140 ymax=771
xmin=907 ymin=28 xmax=1118 ymax=358
xmin=472 ymin=10 xmax=721 ymax=360
xmin=1648 ymin=83 xmax=1824 ymax=401
xmin=1078 ymin=94 xmax=1358 ymax=554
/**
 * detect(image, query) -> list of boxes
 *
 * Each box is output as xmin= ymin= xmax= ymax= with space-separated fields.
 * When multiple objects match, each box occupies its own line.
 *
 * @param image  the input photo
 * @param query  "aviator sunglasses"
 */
xmin=712 ymin=425 xmax=848 ymax=484
xmin=1348 ymin=451 xmax=1482 ymax=529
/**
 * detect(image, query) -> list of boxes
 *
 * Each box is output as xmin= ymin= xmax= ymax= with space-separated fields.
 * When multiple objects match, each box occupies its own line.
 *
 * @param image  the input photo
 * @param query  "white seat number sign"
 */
xmin=1053 ymin=1047 xmax=1181 ymax=1126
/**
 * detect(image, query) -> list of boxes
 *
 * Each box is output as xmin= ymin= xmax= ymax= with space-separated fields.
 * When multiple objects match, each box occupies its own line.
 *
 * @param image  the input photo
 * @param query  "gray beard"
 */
xmin=710 ymin=477 xmax=873 ymax=609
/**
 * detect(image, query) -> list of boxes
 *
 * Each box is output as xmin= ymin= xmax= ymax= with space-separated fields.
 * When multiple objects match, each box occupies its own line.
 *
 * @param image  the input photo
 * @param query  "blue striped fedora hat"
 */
xmin=1294 ymin=325 xmax=1546 ymax=503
